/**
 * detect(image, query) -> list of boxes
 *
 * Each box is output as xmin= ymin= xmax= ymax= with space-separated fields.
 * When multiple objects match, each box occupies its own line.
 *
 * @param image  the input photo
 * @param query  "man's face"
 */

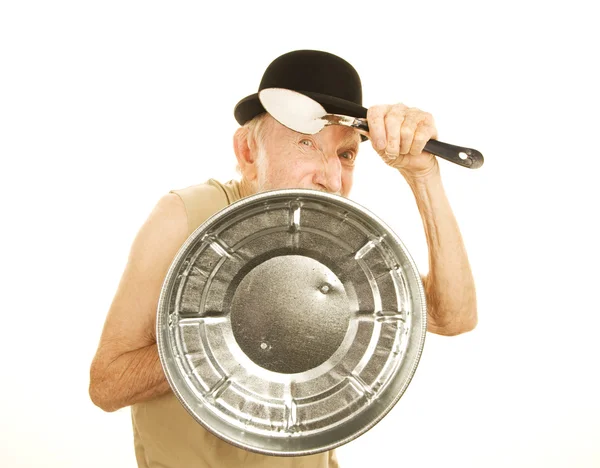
xmin=255 ymin=116 xmax=361 ymax=197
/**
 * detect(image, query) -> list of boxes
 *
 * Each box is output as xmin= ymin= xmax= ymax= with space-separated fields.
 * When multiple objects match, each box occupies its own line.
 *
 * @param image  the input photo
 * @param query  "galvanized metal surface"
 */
xmin=157 ymin=189 xmax=427 ymax=456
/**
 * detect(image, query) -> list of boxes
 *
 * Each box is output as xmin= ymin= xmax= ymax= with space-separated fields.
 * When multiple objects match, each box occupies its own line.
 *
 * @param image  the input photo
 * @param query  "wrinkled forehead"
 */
xmin=339 ymin=127 xmax=362 ymax=146
xmin=318 ymin=125 xmax=361 ymax=149
xmin=268 ymin=114 xmax=361 ymax=147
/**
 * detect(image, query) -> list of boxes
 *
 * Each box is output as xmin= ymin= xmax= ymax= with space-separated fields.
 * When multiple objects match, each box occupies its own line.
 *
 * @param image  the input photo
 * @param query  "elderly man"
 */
xmin=89 ymin=50 xmax=477 ymax=468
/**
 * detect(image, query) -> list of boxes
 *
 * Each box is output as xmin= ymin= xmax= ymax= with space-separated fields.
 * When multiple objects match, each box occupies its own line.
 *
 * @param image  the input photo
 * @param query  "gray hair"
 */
xmin=245 ymin=112 xmax=271 ymax=151
xmin=235 ymin=113 xmax=271 ymax=179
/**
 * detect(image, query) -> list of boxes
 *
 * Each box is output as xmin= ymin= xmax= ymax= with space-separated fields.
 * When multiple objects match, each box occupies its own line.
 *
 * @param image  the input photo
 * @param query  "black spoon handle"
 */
xmin=424 ymin=139 xmax=484 ymax=169
xmin=352 ymin=118 xmax=484 ymax=169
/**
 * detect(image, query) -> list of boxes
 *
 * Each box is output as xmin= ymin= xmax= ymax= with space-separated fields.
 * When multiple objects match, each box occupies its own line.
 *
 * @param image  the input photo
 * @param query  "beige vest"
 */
xmin=131 ymin=179 xmax=339 ymax=468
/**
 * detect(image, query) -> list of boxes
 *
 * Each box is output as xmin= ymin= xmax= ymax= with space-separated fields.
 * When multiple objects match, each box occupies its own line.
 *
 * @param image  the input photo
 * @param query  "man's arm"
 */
xmin=404 ymin=166 xmax=478 ymax=336
xmin=365 ymin=103 xmax=477 ymax=336
xmin=89 ymin=193 xmax=189 ymax=412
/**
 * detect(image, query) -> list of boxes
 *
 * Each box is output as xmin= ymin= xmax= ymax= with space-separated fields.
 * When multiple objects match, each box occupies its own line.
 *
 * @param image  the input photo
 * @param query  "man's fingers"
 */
xmin=368 ymin=104 xmax=436 ymax=163
xmin=399 ymin=111 xmax=421 ymax=155
xmin=410 ymin=122 xmax=436 ymax=155
xmin=367 ymin=105 xmax=389 ymax=152
xmin=384 ymin=107 xmax=406 ymax=157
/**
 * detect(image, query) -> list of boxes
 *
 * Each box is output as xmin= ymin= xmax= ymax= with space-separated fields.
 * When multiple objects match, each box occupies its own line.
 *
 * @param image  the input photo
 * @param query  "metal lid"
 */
xmin=157 ymin=189 xmax=427 ymax=456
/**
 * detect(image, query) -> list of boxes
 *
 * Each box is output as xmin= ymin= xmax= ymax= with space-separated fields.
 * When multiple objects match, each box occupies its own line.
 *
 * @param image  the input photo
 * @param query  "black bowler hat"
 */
xmin=234 ymin=50 xmax=368 ymax=130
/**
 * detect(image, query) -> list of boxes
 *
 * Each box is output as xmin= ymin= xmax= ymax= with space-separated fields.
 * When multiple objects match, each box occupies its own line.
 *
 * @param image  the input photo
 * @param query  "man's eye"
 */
xmin=340 ymin=151 xmax=356 ymax=161
xmin=300 ymin=139 xmax=313 ymax=147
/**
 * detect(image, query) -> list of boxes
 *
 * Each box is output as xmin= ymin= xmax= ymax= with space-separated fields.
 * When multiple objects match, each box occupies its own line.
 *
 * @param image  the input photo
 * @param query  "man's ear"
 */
xmin=233 ymin=127 xmax=258 ymax=181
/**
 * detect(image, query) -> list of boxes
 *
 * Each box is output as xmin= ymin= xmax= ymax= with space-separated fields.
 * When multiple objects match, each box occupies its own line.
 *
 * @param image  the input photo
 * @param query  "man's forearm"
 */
xmin=89 ymin=343 xmax=172 ymax=412
xmin=402 ymin=167 xmax=477 ymax=335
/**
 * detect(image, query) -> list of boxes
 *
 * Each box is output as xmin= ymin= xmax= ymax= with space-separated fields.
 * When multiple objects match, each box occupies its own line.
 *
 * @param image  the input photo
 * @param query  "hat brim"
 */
xmin=234 ymin=89 xmax=369 ymax=142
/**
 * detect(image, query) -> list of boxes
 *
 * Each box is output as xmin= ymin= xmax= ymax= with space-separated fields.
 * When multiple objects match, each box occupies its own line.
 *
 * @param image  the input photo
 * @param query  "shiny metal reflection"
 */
xmin=157 ymin=189 xmax=427 ymax=456
xmin=258 ymin=87 xmax=484 ymax=169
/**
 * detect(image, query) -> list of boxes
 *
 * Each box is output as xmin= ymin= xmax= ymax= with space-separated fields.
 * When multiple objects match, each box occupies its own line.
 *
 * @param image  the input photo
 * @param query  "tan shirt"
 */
xmin=131 ymin=179 xmax=339 ymax=468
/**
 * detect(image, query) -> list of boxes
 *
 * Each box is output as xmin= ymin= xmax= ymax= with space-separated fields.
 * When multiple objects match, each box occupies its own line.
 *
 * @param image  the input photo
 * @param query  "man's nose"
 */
xmin=314 ymin=152 xmax=342 ymax=194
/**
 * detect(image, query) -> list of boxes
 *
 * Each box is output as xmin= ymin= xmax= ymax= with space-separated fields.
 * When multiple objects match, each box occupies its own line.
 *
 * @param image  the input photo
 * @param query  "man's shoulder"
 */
xmin=168 ymin=179 xmax=230 ymax=235
xmin=170 ymin=179 xmax=225 ymax=201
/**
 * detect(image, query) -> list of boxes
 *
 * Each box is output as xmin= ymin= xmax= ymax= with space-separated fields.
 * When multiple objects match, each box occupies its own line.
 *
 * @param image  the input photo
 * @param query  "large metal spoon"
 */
xmin=258 ymin=88 xmax=484 ymax=169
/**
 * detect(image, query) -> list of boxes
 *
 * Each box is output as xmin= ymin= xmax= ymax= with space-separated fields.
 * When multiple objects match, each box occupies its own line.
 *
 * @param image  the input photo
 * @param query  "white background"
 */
xmin=1 ymin=1 xmax=599 ymax=467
